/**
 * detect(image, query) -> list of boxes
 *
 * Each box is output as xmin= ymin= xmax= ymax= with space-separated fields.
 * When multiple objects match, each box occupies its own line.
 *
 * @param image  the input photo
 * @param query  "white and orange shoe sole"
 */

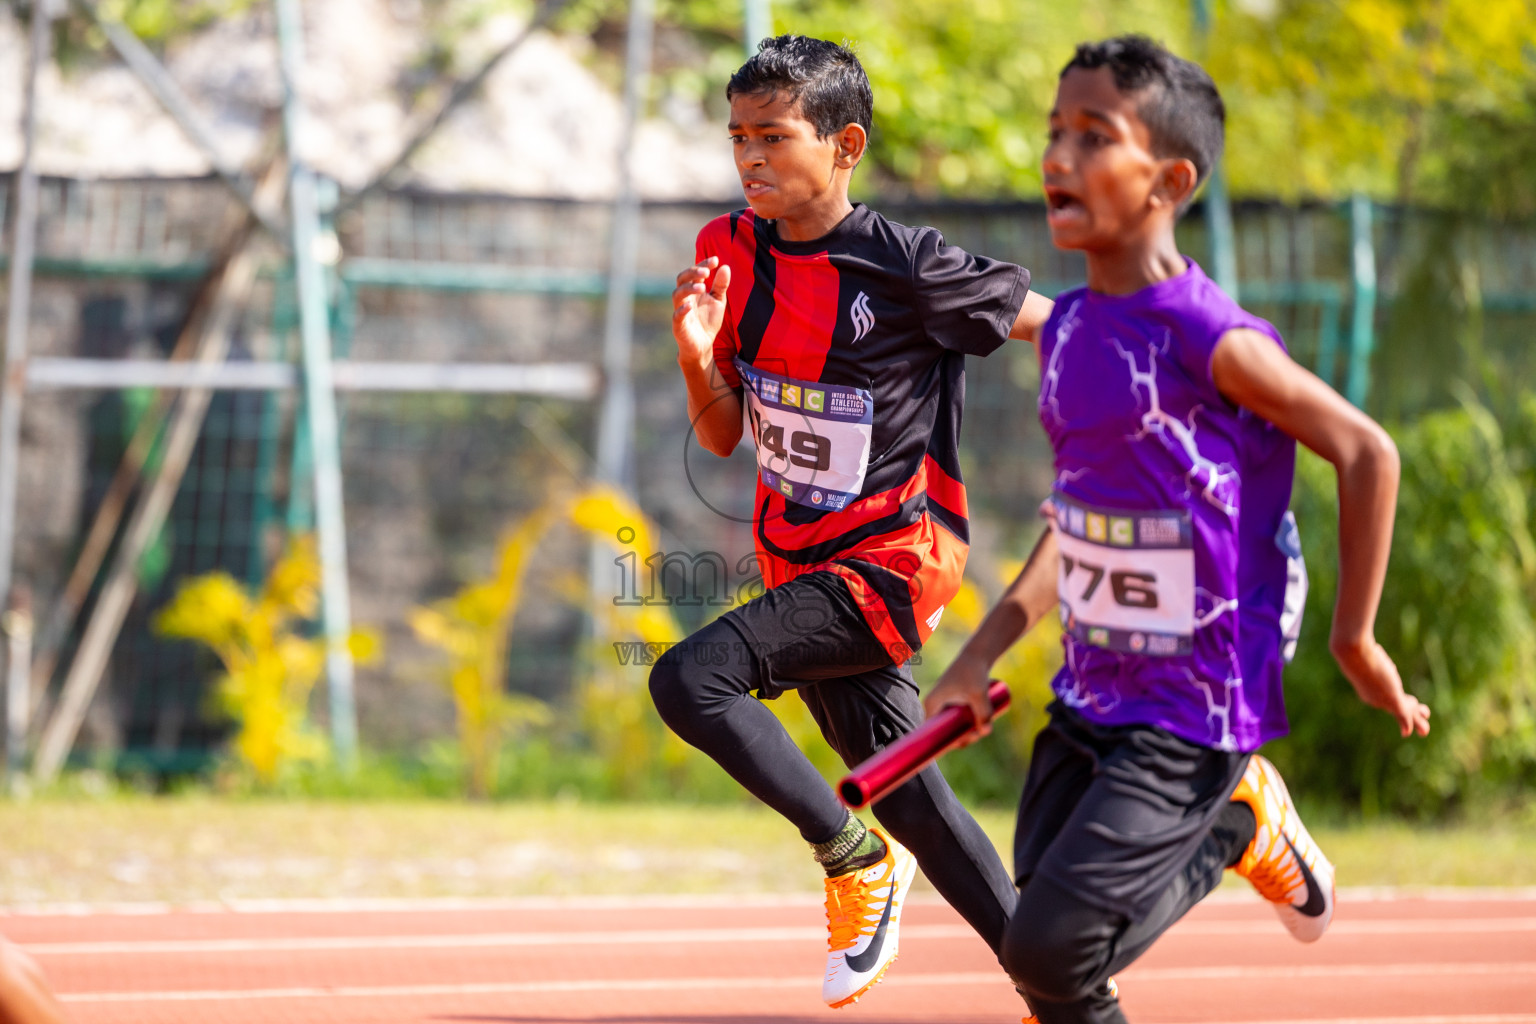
xmin=822 ymin=829 xmax=918 ymax=1008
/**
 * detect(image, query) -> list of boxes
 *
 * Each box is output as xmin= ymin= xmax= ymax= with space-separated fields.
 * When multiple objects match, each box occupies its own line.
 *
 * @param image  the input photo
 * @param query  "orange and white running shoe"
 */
xmin=822 ymin=827 xmax=917 ymax=1008
xmin=1230 ymin=754 xmax=1335 ymax=942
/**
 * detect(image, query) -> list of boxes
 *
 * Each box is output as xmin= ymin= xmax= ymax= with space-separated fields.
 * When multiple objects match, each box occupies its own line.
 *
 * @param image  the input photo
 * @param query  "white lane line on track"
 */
xmin=27 ymin=917 xmax=1536 ymax=956
xmin=56 ymin=962 xmax=1536 ymax=1004
xmin=29 ymin=925 xmax=863 ymax=955
xmin=4 ymin=895 xmax=833 ymax=917
xmin=1124 ymin=962 xmax=1536 ymax=981
xmin=1174 ymin=916 xmax=1536 ymax=936
xmin=56 ymin=973 xmax=843 ymax=1003
xmin=12 ymin=887 xmax=1536 ymax=917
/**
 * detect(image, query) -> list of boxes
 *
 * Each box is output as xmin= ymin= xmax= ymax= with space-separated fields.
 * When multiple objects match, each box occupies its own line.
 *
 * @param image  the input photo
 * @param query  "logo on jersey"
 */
xmin=850 ymin=291 xmax=876 ymax=343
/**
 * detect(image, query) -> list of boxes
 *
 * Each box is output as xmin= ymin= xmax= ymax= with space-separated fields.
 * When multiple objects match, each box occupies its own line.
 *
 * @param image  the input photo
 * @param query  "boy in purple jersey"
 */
xmin=927 ymin=36 xmax=1431 ymax=1024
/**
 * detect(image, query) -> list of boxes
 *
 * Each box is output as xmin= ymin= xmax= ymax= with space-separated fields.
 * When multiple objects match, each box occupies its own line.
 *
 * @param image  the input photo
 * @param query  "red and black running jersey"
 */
xmin=697 ymin=203 xmax=1030 ymax=664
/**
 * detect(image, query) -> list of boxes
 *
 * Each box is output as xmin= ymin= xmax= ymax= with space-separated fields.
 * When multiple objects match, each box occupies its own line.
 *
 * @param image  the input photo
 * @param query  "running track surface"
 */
xmin=7 ymin=891 xmax=1535 ymax=1023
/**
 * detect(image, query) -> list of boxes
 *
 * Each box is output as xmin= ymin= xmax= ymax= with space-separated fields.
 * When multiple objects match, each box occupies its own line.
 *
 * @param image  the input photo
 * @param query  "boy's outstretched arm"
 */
xmin=1212 ymin=328 xmax=1431 ymax=738
xmin=673 ymin=257 xmax=744 ymax=457
xmin=923 ymin=522 xmax=1059 ymax=740
xmin=1008 ymin=290 xmax=1055 ymax=344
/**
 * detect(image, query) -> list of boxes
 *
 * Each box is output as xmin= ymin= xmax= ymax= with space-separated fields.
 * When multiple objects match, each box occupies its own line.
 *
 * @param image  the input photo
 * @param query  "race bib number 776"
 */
xmin=1053 ymin=491 xmax=1195 ymax=657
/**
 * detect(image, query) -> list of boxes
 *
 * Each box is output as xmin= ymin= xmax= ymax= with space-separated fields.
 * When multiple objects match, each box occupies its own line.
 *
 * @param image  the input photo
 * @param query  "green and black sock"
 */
xmin=811 ymin=812 xmax=887 ymax=877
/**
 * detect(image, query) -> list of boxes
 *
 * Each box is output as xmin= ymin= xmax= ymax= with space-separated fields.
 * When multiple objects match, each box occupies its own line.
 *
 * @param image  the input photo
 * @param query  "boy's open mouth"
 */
xmin=1045 ymin=187 xmax=1086 ymax=224
xmin=741 ymin=179 xmax=774 ymax=198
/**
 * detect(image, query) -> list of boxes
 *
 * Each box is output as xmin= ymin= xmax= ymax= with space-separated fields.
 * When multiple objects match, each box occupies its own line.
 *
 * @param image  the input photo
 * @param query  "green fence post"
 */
xmin=1204 ymin=166 xmax=1239 ymax=297
xmin=286 ymin=403 xmax=314 ymax=534
xmin=1346 ymin=194 xmax=1377 ymax=408
xmin=249 ymin=270 xmax=297 ymax=585
xmin=0 ymin=0 xmax=51 ymax=623
xmin=1315 ymin=290 xmax=1342 ymax=387
xmin=1192 ymin=0 xmax=1238 ymax=297
xmin=276 ymin=0 xmax=357 ymax=768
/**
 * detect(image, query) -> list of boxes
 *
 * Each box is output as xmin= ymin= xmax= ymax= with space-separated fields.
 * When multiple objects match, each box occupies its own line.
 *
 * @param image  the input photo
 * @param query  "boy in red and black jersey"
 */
xmin=649 ymin=36 xmax=1051 ymax=1010
xmin=697 ymin=203 xmax=1026 ymax=662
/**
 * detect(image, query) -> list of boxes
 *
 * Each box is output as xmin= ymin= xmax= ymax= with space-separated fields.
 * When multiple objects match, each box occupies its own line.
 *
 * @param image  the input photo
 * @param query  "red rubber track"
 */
xmin=6 ymin=892 xmax=1534 ymax=1023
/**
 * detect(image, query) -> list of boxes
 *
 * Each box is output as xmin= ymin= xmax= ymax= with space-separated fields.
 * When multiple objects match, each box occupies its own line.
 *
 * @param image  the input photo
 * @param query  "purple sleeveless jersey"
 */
xmin=1037 ymin=259 xmax=1306 ymax=752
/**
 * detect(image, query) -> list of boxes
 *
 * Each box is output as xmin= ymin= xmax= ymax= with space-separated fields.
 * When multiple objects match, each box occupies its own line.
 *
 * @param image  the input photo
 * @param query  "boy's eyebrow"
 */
xmin=1049 ymin=106 xmax=1120 ymax=129
xmin=727 ymin=119 xmax=784 ymax=131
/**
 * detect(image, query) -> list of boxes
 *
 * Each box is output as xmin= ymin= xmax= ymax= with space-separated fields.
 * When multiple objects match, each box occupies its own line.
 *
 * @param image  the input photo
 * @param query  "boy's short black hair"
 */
xmin=727 ymin=35 xmax=873 ymax=139
xmin=1062 ymin=35 xmax=1225 ymax=192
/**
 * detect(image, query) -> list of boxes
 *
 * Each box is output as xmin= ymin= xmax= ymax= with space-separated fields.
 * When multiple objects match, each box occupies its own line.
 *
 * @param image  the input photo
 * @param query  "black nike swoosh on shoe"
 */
xmin=1282 ymin=832 xmax=1328 ymax=917
xmin=843 ymin=878 xmax=898 ymax=974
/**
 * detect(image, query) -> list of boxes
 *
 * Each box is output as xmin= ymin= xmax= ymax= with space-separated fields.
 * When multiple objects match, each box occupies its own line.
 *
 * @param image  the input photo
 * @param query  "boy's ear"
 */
xmin=1152 ymin=157 xmax=1199 ymax=213
xmin=834 ymin=123 xmax=868 ymax=169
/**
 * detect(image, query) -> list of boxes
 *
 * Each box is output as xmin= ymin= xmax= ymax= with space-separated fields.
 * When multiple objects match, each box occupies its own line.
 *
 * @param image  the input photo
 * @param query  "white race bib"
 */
xmin=736 ymin=359 xmax=873 ymax=512
xmin=1053 ymin=491 xmax=1195 ymax=657
xmin=1276 ymin=510 xmax=1307 ymax=663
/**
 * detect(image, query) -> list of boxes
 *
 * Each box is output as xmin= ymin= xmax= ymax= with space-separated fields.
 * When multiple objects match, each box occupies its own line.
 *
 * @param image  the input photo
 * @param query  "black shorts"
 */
xmin=719 ymin=569 xmax=924 ymax=755
xmin=1014 ymin=700 xmax=1250 ymax=921
xmin=721 ymin=568 xmax=907 ymax=688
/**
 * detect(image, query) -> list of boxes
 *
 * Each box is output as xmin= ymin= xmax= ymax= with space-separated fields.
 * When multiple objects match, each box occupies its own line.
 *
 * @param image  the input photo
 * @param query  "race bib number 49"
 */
xmin=1053 ymin=491 xmax=1195 ymax=657
xmin=736 ymin=359 xmax=873 ymax=512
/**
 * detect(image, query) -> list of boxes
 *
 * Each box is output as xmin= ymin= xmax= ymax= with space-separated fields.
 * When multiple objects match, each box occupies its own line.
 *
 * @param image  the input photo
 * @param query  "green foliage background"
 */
xmin=37 ymin=0 xmax=1536 ymax=816
xmin=623 ymin=0 xmax=1536 ymax=215
xmin=48 ymin=0 xmax=1536 ymax=212
xmin=1272 ymin=401 xmax=1536 ymax=818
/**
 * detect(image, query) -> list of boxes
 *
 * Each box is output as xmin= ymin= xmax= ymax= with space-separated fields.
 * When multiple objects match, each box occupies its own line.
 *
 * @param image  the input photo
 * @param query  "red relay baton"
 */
xmin=838 ymin=681 xmax=1011 ymax=810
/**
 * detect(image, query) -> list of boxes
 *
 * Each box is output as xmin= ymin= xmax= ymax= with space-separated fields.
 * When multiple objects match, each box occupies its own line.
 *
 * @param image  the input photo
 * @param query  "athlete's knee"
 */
xmin=1001 ymin=890 xmax=1105 ymax=1004
xmin=1002 ymin=928 xmax=1099 ymax=1005
xmin=647 ymin=644 xmax=700 ymax=730
xmin=648 ymin=638 xmax=747 ymax=736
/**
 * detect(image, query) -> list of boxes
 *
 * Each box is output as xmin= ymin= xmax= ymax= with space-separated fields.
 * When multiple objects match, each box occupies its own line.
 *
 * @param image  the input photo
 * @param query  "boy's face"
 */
xmin=1042 ymin=67 xmax=1190 ymax=252
xmin=728 ymin=90 xmax=853 ymax=223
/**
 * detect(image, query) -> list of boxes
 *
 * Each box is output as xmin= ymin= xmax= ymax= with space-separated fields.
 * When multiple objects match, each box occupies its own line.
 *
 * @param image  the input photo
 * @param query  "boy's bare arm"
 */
xmin=673 ymin=257 xmax=744 ymax=457
xmin=1008 ymin=289 xmax=1055 ymax=344
xmin=924 ymin=523 xmax=1059 ymax=739
xmin=1211 ymin=327 xmax=1430 ymax=738
xmin=0 ymin=937 xmax=71 ymax=1024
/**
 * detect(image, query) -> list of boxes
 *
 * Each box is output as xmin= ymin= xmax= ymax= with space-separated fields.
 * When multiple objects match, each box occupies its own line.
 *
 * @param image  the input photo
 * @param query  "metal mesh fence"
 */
xmin=2 ymin=173 xmax=1534 ymax=769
